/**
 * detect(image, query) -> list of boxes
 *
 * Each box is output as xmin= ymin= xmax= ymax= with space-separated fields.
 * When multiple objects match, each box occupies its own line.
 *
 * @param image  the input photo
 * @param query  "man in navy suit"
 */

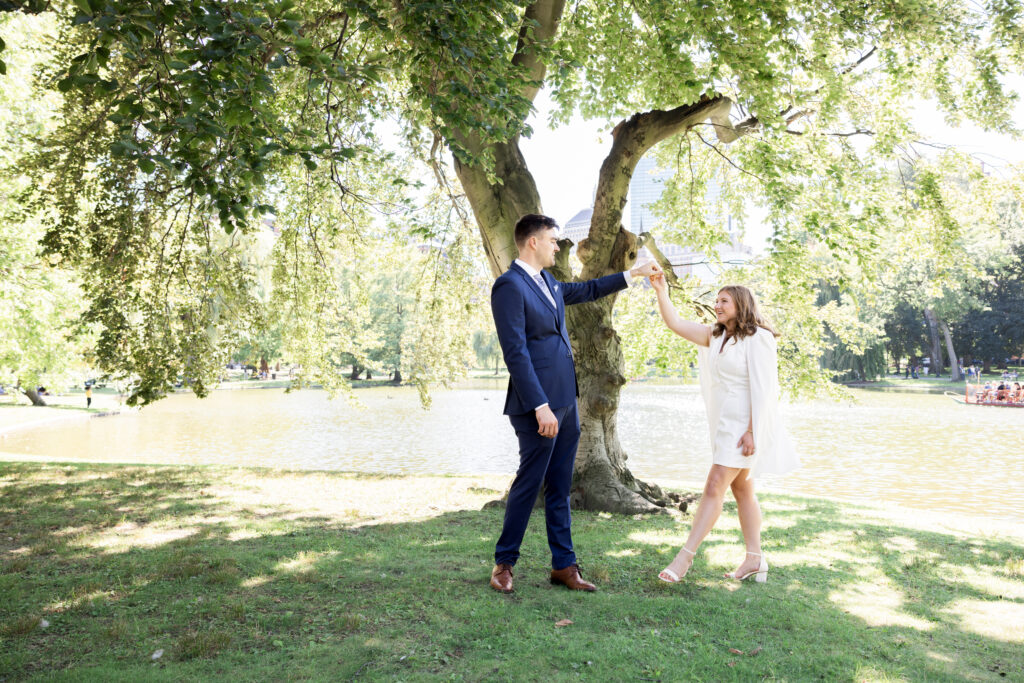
xmin=488 ymin=214 xmax=661 ymax=593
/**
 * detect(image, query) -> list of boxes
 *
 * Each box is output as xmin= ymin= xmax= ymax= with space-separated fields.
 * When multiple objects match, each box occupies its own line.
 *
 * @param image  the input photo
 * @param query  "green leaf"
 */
xmin=73 ymin=0 xmax=92 ymax=15
xmin=57 ymin=77 xmax=74 ymax=92
xmin=138 ymin=158 xmax=156 ymax=173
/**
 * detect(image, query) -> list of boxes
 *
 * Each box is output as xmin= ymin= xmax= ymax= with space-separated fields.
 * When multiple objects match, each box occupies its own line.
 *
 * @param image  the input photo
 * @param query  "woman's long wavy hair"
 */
xmin=711 ymin=285 xmax=780 ymax=340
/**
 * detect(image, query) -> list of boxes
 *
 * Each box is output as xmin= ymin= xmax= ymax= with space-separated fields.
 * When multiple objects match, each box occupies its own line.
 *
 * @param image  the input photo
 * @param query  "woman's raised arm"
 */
xmin=650 ymin=273 xmax=711 ymax=347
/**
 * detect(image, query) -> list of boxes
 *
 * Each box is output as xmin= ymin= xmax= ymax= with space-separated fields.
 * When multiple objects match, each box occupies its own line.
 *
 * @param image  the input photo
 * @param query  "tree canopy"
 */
xmin=3 ymin=0 xmax=1024 ymax=508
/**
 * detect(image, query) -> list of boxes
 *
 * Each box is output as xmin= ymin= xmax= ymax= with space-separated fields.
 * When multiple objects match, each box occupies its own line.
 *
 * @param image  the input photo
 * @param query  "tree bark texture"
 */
xmin=924 ymin=308 xmax=944 ymax=375
xmin=939 ymin=320 xmax=961 ymax=381
xmin=22 ymin=387 xmax=47 ymax=407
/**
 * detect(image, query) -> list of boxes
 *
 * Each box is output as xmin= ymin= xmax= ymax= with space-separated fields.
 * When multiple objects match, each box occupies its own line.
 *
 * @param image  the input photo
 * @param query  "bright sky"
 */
xmin=518 ymin=80 xmax=1024 ymax=249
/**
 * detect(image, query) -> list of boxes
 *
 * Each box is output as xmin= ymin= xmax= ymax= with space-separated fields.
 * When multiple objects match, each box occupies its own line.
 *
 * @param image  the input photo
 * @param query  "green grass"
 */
xmin=0 ymin=463 xmax=1021 ymax=681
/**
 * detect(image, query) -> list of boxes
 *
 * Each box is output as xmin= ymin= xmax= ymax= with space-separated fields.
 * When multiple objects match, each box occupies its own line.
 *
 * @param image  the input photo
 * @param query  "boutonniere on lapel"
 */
xmin=553 ymin=285 xmax=559 ymax=293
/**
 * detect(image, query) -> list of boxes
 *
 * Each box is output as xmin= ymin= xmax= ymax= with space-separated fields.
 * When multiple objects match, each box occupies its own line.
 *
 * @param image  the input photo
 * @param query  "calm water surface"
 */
xmin=3 ymin=382 xmax=1022 ymax=521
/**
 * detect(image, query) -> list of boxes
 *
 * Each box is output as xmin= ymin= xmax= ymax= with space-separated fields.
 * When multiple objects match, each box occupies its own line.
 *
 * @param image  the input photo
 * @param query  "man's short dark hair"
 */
xmin=514 ymin=214 xmax=558 ymax=247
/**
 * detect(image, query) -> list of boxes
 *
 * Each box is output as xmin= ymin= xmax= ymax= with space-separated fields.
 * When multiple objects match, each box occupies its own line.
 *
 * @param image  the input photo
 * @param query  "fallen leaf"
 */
xmin=554 ymin=619 xmax=573 ymax=627
xmin=151 ymin=649 xmax=164 ymax=661
xmin=748 ymin=647 xmax=762 ymax=656
xmin=729 ymin=648 xmax=744 ymax=655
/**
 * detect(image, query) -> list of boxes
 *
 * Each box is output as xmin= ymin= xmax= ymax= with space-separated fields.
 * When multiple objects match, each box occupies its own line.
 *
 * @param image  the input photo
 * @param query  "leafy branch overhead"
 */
xmin=2 ymin=0 xmax=1023 ymax=413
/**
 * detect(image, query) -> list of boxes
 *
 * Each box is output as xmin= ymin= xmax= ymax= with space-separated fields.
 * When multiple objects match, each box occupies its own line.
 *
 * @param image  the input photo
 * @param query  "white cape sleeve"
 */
xmin=747 ymin=328 xmax=800 ymax=477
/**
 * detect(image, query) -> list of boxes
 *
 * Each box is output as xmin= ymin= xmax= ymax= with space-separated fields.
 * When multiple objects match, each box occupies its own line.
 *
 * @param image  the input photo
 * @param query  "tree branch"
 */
xmin=510 ymin=0 xmax=567 ymax=106
xmin=693 ymin=129 xmax=768 ymax=184
xmin=579 ymin=95 xmax=735 ymax=278
xmin=735 ymin=46 xmax=878 ymax=134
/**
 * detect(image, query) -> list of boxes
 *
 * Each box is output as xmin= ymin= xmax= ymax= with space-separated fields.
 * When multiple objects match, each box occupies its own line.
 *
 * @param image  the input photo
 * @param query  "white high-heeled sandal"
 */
xmin=658 ymin=546 xmax=696 ymax=584
xmin=725 ymin=551 xmax=768 ymax=583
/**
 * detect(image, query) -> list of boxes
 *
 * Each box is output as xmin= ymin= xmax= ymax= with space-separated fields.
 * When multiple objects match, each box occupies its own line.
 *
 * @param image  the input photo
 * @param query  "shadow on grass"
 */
xmin=0 ymin=462 xmax=1021 ymax=681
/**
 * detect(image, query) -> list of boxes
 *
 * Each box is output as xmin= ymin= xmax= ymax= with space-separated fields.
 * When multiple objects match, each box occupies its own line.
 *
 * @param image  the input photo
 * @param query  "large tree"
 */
xmin=4 ymin=0 xmax=1023 ymax=510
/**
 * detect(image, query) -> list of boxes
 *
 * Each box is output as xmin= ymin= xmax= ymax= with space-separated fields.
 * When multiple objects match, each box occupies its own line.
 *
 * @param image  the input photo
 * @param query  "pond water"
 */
xmin=3 ymin=381 xmax=1022 ymax=522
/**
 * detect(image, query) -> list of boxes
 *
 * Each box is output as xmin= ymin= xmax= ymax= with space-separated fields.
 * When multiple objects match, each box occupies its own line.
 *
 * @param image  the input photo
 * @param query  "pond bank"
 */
xmin=1 ymin=462 xmax=1020 ymax=680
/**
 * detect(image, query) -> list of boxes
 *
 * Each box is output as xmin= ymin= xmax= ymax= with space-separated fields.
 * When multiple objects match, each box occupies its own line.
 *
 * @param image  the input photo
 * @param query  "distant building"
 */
xmin=627 ymin=155 xmax=753 ymax=283
xmin=562 ymin=207 xmax=592 ymax=248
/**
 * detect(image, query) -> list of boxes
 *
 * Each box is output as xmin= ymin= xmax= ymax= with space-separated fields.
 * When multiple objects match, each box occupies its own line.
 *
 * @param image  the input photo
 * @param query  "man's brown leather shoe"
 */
xmin=550 ymin=564 xmax=597 ymax=592
xmin=490 ymin=563 xmax=514 ymax=593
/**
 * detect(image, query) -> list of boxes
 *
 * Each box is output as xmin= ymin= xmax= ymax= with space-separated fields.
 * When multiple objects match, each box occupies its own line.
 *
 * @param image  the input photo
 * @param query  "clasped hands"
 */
xmin=630 ymin=260 xmax=662 ymax=280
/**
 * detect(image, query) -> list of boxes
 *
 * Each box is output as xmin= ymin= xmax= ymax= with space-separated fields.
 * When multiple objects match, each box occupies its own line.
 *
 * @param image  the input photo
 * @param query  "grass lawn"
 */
xmin=1 ymin=463 xmax=1021 ymax=681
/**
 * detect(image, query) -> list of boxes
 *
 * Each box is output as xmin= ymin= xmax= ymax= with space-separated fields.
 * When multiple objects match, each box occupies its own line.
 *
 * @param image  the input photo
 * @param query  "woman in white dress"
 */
xmin=649 ymin=277 xmax=799 ymax=584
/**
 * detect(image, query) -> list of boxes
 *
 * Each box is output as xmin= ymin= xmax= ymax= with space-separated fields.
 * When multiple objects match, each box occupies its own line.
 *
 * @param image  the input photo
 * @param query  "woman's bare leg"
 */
xmin=728 ymin=472 xmax=763 ymax=577
xmin=662 ymin=465 xmax=742 ymax=578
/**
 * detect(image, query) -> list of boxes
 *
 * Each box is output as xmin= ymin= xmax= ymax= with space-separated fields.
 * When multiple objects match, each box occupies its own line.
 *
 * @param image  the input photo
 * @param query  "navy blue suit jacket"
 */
xmin=491 ymin=262 xmax=628 ymax=416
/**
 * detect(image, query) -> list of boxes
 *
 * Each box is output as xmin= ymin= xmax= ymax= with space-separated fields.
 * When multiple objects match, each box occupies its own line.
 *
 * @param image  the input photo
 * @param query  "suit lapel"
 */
xmin=543 ymin=271 xmax=568 ymax=333
xmin=511 ymin=262 xmax=557 ymax=314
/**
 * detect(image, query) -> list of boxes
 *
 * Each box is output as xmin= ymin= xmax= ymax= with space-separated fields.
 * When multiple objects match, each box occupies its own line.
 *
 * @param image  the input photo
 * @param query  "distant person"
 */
xmin=649 ymin=278 xmax=799 ymax=585
xmin=85 ymin=385 xmax=92 ymax=408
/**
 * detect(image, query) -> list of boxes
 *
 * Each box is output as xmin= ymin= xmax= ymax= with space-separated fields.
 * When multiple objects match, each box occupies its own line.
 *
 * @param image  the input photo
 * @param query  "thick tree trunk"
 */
xmin=22 ymin=387 xmax=47 ymax=406
xmin=391 ymin=369 xmax=402 ymax=384
xmin=349 ymin=364 xmax=362 ymax=381
xmin=939 ymin=320 xmax=961 ymax=381
xmin=451 ymin=2 xmax=737 ymax=513
xmin=923 ymin=308 xmax=944 ymax=376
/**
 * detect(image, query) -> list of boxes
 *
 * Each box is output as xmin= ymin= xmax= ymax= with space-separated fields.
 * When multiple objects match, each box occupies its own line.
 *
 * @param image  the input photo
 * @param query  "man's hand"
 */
xmin=630 ymin=260 xmax=662 ymax=279
xmin=536 ymin=405 xmax=559 ymax=438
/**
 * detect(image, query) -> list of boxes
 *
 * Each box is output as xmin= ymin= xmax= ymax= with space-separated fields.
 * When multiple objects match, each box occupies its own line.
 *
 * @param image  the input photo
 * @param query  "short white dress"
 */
xmin=697 ymin=327 xmax=799 ymax=479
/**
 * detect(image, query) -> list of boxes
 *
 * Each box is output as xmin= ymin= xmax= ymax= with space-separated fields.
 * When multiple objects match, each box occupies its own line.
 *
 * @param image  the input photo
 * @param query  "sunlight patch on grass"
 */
xmin=51 ymin=525 xmax=92 ymax=538
xmin=241 ymin=575 xmax=271 ymax=589
xmin=48 ymin=588 xmax=117 ymax=613
xmin=627 ymin=530 xmax=685 ymax=547
xmin=275 ymin=550 xmax=338 ymax=575
xmin=926 ymin=650 xmax=954 ymax=663
xmin=227 ymin=528 xmax=262 ymax=541
xmin=947 ymin=599 xmax=1024 ymax=643
xmin=955 ymin=565 xmax=1024 ymax=600
xmin=830 ymin=579 xmax=935 ymax=631
xmin=851 ymin=664 xmax=909 ymax=682
xmin=83 ymin=524 xmax=198 ymax=550
xmin=605 ymin=548 xmax=640 ymax=558
xmin=205 ymin=472 xmax=508 ymax=525
xmin=883 ymin=535 xmax=920 ymax=554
